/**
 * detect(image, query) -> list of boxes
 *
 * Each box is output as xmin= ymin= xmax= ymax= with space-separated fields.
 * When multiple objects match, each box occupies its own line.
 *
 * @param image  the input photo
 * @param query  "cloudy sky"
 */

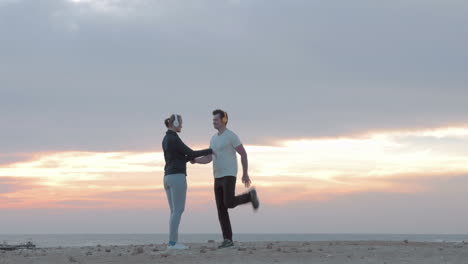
xmin=1 ymin=0 xmax=467 ymax=234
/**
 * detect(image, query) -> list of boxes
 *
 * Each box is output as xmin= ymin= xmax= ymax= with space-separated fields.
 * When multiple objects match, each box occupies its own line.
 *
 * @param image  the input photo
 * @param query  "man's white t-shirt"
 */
xmin=210 ymin=129 xmax=242 ymax=178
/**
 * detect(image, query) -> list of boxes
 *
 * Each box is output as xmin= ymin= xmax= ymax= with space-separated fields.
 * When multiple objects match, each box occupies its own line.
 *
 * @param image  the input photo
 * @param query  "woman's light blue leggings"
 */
xmin=164 ymin=173 xmax=187 ymax=243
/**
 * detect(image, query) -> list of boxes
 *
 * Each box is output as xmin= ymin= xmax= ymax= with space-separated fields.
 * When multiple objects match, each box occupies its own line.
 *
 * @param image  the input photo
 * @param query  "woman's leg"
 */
xmin=167 ymin=174 xmax=187 ymax=244
xmin=164 ymin=176 xmax=175 ymax=245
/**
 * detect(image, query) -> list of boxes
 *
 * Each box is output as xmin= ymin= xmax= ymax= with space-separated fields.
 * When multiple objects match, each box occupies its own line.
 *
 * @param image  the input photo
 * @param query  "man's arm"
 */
xmin=235 ymin=144 xmax=251 ymax=188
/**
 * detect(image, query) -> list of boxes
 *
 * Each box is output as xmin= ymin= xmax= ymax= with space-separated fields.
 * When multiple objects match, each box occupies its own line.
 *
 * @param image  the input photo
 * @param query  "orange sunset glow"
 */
xmin=2 ymin=125 xmax=467 ymax=209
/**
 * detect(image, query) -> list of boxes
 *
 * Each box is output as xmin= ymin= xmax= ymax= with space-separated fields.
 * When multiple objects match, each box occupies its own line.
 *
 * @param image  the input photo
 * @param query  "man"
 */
xmin=192 ymin=109 xmax=260 ymax=249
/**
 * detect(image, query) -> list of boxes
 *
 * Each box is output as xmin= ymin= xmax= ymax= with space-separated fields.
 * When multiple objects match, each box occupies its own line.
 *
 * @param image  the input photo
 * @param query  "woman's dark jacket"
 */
xmin=162 ymin=130 xmax=212 ymax=176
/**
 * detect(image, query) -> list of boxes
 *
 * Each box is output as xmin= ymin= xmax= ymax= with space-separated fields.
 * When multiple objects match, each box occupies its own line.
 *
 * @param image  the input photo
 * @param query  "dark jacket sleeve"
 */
xmin=174 ymin=137 xmax=212 ymax=161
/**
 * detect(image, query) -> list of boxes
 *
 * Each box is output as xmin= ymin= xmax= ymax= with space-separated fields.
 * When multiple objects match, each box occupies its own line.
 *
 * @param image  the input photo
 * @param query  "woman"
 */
xmin=162 ymin=114 xmax=213 ymax=250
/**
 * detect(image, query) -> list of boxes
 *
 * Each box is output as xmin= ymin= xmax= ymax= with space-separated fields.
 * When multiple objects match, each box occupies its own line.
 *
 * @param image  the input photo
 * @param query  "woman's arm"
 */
xmin=175 ymin=137 xmax=212 ymax=160
xmin=192 ymin=154 xmax=213 ymax=164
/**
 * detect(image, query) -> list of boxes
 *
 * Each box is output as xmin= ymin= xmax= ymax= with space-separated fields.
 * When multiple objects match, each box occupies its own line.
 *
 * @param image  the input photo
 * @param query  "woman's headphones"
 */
xmin=173 ymin=114 xmax=180 ymax=127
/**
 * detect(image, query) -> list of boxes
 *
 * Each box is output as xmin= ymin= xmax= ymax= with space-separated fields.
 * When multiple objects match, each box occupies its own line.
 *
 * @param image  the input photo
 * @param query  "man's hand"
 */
xmin=242 ymin=173 xmax=251 ymax=188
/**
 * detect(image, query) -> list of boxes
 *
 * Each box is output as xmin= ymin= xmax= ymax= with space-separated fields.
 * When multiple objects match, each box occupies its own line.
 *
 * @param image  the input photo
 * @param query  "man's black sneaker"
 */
xmin=218 ymin=239 xmax=234 ymax=249
xmin=250 ymin=188 xmax=260 ymax=210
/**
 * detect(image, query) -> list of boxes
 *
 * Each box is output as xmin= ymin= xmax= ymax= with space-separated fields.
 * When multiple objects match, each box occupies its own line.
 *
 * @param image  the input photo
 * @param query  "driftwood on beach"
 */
xmin=0 ymin=241 xmax=36 ymax=251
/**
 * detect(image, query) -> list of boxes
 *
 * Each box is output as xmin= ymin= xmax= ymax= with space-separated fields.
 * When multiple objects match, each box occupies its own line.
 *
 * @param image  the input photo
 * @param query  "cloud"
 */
xmin=0 ymin=0 xmax=467 ymax=152
xmin=0 ymin=176 xmax=39 ymax=194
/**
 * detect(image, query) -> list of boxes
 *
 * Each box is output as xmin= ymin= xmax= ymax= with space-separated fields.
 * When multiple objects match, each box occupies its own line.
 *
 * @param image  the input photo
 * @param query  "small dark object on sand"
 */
xmin=0 ymin=241 xmax=36 ymax=251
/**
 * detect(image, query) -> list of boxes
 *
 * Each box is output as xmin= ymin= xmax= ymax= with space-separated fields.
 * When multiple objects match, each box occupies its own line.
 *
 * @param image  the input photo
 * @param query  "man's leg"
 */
xmin=215 ymin=177 xmax=232 ymax=241
xmin=223 ymin=176 xmax=251 ymax=209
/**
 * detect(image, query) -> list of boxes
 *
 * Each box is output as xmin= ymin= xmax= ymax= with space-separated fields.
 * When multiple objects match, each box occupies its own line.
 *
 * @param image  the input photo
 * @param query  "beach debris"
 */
xmin=276 ymin=247 xmax=282 ymax=252
xmin=403 ymin=240 xmax=409 ymax=244
xmin=200 ymin=248 xmax=207 ymax=253
xmin=68 ymin=256 xmax=78 ymax=263
xmin=131 ymin=246 xmax=144 ymax=255
xmin=266 ymin=243 xmax=274 ymax=249
xmin=0 ymin=241 xmax=36 ymax=251
xmin=454 ymin=243 xmax=464 ymax=248
xmin=85 ymin=251 xmax=93 ymax=256
xmin=368 ymin=247 xmax=376 ymax=250
xmin=307 ymin=249 xmax=313 ymax=253
xmin=105 ymin=249 xmax=111 ymax=253
xmin=208 ymin=240 xmax=215 ymax=243
xmin=302 ymin=242 xmax=311 ymax=246
xmin=136 ymin=247 xmax=145 ymax=254
xmin=328 ymin=242 xmax=333 ymax=246
xmin=160 ymin=253 xmax=170 ymax=258
xmin=238 ymin=247 xmax=247 ymax=251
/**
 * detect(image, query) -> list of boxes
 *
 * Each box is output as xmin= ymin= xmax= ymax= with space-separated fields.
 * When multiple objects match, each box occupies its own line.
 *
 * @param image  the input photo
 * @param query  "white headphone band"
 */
xmin=173 ymin=113 xmax=179 ymax=127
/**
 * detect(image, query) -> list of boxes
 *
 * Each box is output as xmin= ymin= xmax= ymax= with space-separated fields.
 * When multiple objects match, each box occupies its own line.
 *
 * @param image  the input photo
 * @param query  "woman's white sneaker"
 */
xmin=168 ymin=243 xmax=189 ymax=250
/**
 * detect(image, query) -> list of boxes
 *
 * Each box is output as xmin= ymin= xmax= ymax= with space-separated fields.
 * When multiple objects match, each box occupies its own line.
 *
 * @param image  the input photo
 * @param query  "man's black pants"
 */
xmin=214 ymin=176 xmax=251 ymax=241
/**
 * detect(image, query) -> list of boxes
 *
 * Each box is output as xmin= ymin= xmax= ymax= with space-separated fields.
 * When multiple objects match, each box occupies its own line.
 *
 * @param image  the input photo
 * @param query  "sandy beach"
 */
xmin=1 ymin=240 xmax=467 ymax=264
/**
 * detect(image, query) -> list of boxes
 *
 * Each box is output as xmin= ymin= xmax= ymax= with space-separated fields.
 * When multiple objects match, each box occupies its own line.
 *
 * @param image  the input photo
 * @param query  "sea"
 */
xmin=1 ymin=234 xmax=467 ymax=248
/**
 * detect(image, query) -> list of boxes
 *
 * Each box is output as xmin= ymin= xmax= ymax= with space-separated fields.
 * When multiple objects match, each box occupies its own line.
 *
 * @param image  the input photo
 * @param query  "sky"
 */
xmin=1 ymin=0 xmax=468 ymax=234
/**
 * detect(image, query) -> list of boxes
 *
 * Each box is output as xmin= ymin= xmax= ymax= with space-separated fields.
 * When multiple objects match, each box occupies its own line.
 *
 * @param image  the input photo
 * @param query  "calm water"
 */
xmin=1 ymin=233 xmax=467 ymax=248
